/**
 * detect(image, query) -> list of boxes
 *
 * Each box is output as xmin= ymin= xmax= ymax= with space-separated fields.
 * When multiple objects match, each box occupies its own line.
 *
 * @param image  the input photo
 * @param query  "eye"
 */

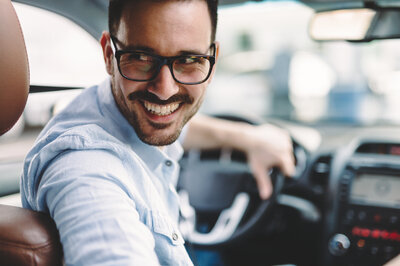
xmin=177 ymin=56 xmax=202 ymax=64
xmin=129 ymin=53 xmax=152 ymax=62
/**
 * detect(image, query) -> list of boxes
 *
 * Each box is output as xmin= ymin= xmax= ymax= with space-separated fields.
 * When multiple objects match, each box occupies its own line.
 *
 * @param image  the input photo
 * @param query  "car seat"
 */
xmin=0 ymin=0 xmax=63 ymax=265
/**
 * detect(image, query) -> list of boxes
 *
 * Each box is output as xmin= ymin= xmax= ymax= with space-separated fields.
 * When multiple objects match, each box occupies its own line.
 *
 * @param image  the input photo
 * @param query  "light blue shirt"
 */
xmin=20 ymin=79 xmax=193 ymax=266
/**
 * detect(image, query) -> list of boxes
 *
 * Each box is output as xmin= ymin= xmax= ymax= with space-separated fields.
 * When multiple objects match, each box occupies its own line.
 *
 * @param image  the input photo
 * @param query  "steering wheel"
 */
xmin=178 ymin=115 xmax=302 ymax=246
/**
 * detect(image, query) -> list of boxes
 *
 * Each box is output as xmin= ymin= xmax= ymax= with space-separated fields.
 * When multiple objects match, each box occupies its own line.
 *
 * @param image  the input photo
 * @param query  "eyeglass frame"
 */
xmin=109 ymin=35 xmax=216 ymax=85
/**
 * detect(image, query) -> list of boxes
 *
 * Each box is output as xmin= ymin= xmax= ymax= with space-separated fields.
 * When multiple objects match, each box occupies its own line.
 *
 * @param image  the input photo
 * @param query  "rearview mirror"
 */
xmin=309 ymin=8 xmax=400 ymax=42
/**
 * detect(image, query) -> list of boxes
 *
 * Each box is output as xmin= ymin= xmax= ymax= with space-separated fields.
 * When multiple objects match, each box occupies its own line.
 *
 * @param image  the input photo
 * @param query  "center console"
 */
xmin=324 ymin=141 xmax=400 ymax=266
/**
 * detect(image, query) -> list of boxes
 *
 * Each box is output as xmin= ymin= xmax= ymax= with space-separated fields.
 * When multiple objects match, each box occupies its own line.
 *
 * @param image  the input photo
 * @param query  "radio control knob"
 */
xmin=329 ymin=234 xmax=350 ymax=256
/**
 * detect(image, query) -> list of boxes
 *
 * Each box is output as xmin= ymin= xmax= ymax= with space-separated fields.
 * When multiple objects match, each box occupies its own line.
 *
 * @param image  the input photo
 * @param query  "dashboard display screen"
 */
xmin=350 ymin=174 xmax=400 ymax=209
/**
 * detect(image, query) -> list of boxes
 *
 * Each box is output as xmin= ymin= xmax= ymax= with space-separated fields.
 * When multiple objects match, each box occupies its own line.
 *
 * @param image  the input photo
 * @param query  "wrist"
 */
xmin=223 ymin=122 xmax=254 ymax=152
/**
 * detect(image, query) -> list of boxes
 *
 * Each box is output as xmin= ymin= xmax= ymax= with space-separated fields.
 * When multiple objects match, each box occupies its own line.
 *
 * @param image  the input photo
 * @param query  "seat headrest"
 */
xmin=0 ymin=0 xmax=29 ymax=136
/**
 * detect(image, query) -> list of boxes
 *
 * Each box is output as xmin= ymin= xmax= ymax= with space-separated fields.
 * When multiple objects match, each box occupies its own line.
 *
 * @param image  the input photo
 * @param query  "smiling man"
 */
xmin=103 ymin=0 xmax=214 ymax=146
xmin=21 ymin=0 xmax=294 ymax=265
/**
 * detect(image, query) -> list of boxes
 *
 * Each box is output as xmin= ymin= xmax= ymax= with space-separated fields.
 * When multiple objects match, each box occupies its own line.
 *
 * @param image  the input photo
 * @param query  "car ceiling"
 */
xmin=12 ymin=0 xmax=400 ymax=39
xmin=13 ymin=0 xmax=108 ymax=39
xmin=12 ymin=0 xmax=260 ymax=39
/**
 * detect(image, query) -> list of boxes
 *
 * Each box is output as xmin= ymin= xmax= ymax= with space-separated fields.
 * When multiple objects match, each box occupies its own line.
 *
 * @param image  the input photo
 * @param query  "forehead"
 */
xmin=117 ymin=0 xmax=212 ymax=55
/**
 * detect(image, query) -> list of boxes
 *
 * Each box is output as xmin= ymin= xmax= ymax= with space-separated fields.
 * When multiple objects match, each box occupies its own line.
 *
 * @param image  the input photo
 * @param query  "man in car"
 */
xmin=21 ymin=0 xmax=294 ymax=265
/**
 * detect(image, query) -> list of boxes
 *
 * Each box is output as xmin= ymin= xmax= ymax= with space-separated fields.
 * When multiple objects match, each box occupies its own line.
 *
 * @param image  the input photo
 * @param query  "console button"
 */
xmin=370 ymin=245 xmax=379 ymax=256
xmin=352 ymin=226 xmax=361 ymax=236
xmin=389 ymin=215 xmax=398 ymax=225
xmin=329 ymin=234 xmax=350 ymax=256
xmin=383 ymin=246 xmax=395 ymax=261
xmin=381 ymin=230 xmax=390 ymax=240
xmin=356 ymin=239 xmax=366 ymax=250
xmin=389 ymin=232 xmax=398 ymax=241
xmin=371 ymin=229 xmax=381 ymax=239
xmin=346 ymin=209 xmax=355 ymax=223
xmin=361 ymin=228 xmax=370 ymax=238
xmin=358 ymin=211 xmax=367 ymax=222
xmin=373 ymin=214 xmax=382 ymax=224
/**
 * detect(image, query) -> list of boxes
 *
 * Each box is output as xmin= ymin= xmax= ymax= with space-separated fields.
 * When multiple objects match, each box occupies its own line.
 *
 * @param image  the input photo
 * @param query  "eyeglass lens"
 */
xmin=118 ymin=53 xmax=212 ymax=84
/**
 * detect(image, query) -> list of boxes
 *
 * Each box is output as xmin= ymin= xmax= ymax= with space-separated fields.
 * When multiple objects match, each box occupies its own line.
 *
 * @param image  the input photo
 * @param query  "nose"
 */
xmin=147 ymin=65 xmax=180 ymax=100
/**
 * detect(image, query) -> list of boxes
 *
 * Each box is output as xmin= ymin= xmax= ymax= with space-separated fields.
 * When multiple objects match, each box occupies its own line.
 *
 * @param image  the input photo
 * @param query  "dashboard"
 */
xmin=180 ymin=122 xmax=400 ymax=266
xmin=323 ymin=140 xmax=400 ymax=266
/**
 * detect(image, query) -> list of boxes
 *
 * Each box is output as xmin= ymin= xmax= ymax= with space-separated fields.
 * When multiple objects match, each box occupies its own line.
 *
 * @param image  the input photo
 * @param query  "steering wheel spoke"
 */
xmin=179 ymin=190 xmax=250 ymax=245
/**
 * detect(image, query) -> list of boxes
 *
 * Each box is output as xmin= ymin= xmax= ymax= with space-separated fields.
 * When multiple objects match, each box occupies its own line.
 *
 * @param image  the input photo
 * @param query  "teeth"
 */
xmin=143 ymin=101 xmax=180 ymax=116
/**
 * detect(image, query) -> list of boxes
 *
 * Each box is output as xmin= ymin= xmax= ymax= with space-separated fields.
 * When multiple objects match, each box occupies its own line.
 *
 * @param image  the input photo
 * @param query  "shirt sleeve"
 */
xmin=37 ymin=149 xmax=160 ymax=266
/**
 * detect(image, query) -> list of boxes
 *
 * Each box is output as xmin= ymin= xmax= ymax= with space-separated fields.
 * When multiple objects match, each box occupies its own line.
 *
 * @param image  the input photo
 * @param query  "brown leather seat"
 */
xmin=0 ymin=205 xmax=63 ymax=266
xmin=0 ymin=0 xmax=63 ymax=265
xmin=0 ymin=0 xmax=28 ymax=135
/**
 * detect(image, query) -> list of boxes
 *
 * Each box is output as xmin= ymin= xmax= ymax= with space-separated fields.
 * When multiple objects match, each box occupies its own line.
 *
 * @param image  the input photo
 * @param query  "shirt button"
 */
xmin=172 ymin=232 xmax=179 ymax=241
xmin=165 ymin=160 xmax=173 ymax=167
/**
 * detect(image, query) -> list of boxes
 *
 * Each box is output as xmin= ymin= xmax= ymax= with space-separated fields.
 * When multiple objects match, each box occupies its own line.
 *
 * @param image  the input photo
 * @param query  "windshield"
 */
xmin=203 ymin=1 xmax=400 ymax=126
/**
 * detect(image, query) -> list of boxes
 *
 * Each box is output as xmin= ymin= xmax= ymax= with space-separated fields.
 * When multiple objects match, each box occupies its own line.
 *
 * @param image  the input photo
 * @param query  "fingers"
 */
xmin=257 ymin=125 xmax=295 ymax=177
xmin=250 ymin=160 xmax=273 ymax=200
xmin=245 ymin=123 xmax=297 ymax=200
xmin=279 ymin=148 xmax=296 ymax=177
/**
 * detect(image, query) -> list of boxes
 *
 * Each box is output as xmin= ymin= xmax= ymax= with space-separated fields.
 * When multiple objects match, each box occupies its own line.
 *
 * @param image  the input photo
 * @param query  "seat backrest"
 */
xmin=0 ymin=204 xmax=63 ymax=266
xmin=0 ymin=0 xmax=63 ymax=265
xmin=0 ymin=0 xmax=29 ymax=135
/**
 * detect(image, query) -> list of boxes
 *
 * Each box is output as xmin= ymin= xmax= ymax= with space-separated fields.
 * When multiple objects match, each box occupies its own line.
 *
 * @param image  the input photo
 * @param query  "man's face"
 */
xmin=103 ymin=0 xmax=217 ymax=146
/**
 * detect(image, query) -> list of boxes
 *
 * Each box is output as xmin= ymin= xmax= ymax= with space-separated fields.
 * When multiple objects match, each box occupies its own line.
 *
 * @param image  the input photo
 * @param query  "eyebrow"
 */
xmin=117 ymin=41 xmax=209 ymax=56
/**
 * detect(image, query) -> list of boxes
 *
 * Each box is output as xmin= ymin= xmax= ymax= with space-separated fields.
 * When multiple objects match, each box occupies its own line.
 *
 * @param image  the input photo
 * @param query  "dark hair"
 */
xmin=108 ymin=0 xmax=218 ymax=42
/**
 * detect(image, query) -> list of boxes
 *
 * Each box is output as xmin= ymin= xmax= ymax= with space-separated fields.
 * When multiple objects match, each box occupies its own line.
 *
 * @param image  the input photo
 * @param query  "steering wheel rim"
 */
xmin=178 ymin=115 xmax=288 ymax=246
xmin=178 ymin=150 xmax=285 ymax=246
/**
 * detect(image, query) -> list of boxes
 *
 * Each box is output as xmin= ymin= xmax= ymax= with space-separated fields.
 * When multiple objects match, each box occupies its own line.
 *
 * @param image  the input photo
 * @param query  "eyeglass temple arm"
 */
xmin=109 ymin=35 xmax=118 ymax=54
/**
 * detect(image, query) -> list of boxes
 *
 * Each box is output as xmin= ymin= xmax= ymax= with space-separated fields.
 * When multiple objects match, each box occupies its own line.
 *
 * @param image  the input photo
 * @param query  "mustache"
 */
xmin=128 ymin=90 xmax=194 ymax=105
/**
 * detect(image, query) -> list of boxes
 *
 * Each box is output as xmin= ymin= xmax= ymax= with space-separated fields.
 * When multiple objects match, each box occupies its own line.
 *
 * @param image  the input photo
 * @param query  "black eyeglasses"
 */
xmin=110 ymin=36 xmax=216 ymax=85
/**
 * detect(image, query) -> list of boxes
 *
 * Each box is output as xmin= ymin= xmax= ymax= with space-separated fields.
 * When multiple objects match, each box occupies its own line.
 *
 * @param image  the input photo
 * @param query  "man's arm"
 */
xmin=38 ymin=150 xmax=160 ymax=265
xmin=183 ymin=114 xmax=295 ymax=200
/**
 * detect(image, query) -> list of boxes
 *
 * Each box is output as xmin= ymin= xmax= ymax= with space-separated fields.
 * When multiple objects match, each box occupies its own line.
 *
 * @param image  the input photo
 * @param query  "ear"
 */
xmin=207 ymin=41 xmax=220 ymax=84
xmin=100 ymin=31 xmax=114 ymax=75
xmin=214 ymin=41 xmax=220 ymax=64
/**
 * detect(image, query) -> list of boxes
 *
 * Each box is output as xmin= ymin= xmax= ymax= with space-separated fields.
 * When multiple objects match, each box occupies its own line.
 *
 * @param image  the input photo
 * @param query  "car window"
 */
xmin=203 ymin=1 xmax=313 ymax=119
xmin=15 ymin=3 xmax=107 ymax=87
xmin=203 ymin=1 xmax=400 ymax=126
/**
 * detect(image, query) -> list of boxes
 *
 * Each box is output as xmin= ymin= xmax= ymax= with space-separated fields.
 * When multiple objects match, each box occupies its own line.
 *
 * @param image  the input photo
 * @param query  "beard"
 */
xmin=111 ymin=79 xmax=201 ymax=146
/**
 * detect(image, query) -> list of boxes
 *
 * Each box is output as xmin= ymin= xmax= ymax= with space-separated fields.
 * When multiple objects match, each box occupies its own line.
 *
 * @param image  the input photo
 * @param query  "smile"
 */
xmin=143 ymin=100 xmax=180 ymax=116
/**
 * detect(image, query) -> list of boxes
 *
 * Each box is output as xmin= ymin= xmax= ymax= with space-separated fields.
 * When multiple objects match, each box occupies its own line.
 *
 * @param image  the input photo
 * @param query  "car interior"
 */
xmin=0 ymin=0 xmax=400 ymax=265
xmin=0 ymin=1 xmax=62 ymax=265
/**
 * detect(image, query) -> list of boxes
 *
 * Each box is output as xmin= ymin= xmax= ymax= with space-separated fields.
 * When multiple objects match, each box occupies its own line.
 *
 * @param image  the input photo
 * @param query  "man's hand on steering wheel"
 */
xmin=184 ymin=115 xmax=296 ymax=200
xmin=240 ymin=124 xmax=296 ymax=199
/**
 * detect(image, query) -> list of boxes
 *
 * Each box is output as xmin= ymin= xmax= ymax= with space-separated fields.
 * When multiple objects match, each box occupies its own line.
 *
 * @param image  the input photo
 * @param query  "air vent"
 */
xmin=310 ymin=155 xmax=332 ymax=195
xmin=356 ymin=142 xmax=400 ymax=156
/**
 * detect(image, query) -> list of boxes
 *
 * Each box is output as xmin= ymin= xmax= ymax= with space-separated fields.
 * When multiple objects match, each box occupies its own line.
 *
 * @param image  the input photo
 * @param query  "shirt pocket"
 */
xmin=149 ymin=211 xmax=185 ymax=246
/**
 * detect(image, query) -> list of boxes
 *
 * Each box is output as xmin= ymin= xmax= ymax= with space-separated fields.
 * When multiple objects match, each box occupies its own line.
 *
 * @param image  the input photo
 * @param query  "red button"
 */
xmin=357 ymin=239 xmax=366 ymax=249
xmin=371 ymin=229 xmax=380 ymax=239
xmin=389 ymin=232 xmax=398 ymax=241
xmin=373 ymin=214 xmax=382 ymax=223
xmin=381 ymin=230 xmax=390 ymax=240
xmin=352 ymin=226 xmax=361 ymax=236
xmin=361 ymin=229 xmax=371 ymax=238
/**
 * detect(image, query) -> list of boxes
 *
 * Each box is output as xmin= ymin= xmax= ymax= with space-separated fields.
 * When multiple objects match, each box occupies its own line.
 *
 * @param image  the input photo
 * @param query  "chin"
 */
xmin=137 ymin=124 xmax=183 ymax=146
xmin=139 ymin=132 xmax=181 ymax=146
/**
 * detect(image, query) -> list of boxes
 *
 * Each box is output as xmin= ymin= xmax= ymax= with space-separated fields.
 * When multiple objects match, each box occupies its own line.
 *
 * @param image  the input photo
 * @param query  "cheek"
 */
xmin=119 ymin=80 xmax=131 ymax=98
xmin=191 ymin=85 xmax=207 ymax=103
xmin=119 ymin=78 xmax=142 ymax=99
